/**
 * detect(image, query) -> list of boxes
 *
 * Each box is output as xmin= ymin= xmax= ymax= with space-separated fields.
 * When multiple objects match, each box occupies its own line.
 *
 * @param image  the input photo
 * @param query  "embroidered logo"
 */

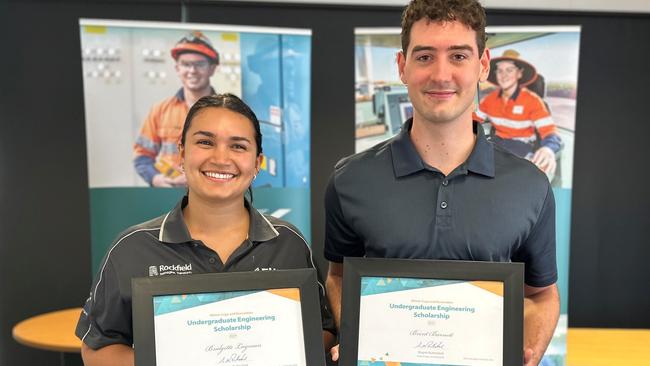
xmin=149 ymin=263 xmax=193 ymax=275
xmin=254 ymin=267 xmax=277 ymax=271
xmin=148 ymin=265 xmax=159 ymax=276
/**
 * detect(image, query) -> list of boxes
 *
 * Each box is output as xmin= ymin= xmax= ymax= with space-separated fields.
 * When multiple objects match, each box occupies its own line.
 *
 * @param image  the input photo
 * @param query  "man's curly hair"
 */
xmin=401 ymin=0 xmax=487 ymax=56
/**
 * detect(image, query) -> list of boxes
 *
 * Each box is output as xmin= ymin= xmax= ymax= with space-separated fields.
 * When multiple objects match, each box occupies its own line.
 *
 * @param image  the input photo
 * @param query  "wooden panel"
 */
xmin=567 ymin=328 xmax=650 ymax=366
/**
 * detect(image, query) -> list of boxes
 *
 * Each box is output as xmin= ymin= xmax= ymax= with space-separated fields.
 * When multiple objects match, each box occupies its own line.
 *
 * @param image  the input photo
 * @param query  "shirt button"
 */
xmin=442 ymin=179 xmax=449 ymax=186
xmin=208 ymin=257 xmax=216 ymax=264
xmin=440 ymin=201 xmax=448 ymax=209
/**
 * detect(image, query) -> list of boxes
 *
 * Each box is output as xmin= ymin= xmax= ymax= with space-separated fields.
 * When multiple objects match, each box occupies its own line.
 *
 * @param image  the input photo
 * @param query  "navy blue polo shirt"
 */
xmin=324 ymin=119 xmax=557 ymax=287
xmin=77 ymin=197 xmax=335 ymax=349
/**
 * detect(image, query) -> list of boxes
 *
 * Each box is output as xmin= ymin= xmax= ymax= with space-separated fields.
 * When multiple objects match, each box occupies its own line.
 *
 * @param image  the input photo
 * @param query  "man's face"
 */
xmin=397 ymin=20 xmax=489 ymax=126
xmin=175 ymin=53 xmax=217 ymax=92
xmin=495 ymin=60 xmax=522 ymax=91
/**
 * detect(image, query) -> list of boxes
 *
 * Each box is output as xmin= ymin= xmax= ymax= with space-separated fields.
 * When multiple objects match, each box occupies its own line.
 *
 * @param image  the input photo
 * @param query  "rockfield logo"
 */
xmin=148 ymin=266 xmax=159 ymax=276
xmin=150 ymin=263 xmax=193 ymax=276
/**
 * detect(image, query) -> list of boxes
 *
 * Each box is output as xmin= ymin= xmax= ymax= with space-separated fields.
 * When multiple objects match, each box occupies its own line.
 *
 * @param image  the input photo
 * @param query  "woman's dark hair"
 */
xmin=180 ymin=93 xmax=263 ymax=155
xmin=180 ymin=93 xmax=263 ymax=202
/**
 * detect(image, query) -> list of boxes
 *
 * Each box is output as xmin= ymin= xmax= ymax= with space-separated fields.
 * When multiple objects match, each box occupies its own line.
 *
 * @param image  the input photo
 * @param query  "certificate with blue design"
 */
xmin=132 ymin=269 xmax=326 ymax=366
xmin=339 ymin=258 xmax=524 ymax=366
xmin=358 ymin=277 xmax=503 ymax=365
xmin=152 ymin=288 xmax=305 ymax=366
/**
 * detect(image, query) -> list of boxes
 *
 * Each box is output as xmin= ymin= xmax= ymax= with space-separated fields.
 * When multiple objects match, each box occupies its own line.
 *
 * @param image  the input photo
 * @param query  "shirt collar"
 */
xmin=175 ymin=87 xmax=217 ymax=102
xmin=498 ymin=85 xmax=521 ymax=101
xmin=159 ymin=196 xmax=279 ymax=244
xmin=390 ymin=118 xmax=495 ymax=178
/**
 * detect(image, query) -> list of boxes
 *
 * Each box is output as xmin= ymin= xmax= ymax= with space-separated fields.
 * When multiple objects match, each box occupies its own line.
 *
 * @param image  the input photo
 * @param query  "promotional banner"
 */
xmin=354 ymin=26 xmax=580 ymax=365
xmin=80 ymin=19 xmax=312 ymax=272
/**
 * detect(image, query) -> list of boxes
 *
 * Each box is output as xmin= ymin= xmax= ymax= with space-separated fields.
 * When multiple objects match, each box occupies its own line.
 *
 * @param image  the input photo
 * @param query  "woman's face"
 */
xmin=179 ymin=107 xmax=262 ymax=204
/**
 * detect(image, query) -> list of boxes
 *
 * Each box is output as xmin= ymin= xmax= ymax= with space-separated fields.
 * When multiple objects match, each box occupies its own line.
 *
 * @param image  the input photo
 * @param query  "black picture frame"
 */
xmin=339 ymin=257 xmax=524 ymax=366
xmin=132 ymin=268 xmax=325 ymax=366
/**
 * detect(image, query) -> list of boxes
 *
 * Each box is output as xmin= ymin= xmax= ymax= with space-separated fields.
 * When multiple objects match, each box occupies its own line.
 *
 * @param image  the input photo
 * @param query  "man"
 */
xmin=324 ymin=1 xmax=559 ymax=365
xmin=476 ymin=49 xmax=562 ymax=177
xmin=133 ymin=31 xmax=219 ymax=187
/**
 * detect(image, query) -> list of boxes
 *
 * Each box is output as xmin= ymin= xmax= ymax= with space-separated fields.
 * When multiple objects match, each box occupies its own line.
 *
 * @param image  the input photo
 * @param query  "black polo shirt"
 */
xmin=76 ymin=197 xmax=335 ymax=349
xmin=324 ymin=119 xmax=557 ymax=288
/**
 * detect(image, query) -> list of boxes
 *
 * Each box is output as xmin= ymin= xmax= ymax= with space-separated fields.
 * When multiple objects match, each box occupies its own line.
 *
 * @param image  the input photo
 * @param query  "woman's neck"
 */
xmin=182 ymin=193 xmax=249 ymax=240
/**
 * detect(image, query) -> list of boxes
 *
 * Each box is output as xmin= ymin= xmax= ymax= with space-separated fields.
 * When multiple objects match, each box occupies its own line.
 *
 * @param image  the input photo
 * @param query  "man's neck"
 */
xmin=410 ymin=114 xmax=476 ymax=176
xmin=501 ymin=84 xmax=518 ymax=100
xmin=184 ymin=86 xmax=213 ymax=108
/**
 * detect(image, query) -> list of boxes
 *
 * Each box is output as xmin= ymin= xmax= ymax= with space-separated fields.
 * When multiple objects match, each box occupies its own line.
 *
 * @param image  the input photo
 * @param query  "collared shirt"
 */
xmin=324 ymin=119 xmax=557 ymax=288
xmin=476 ymin=86 xmax=561 ymax=154
xmin=133 ymin=88 xmax=216 ymax=185
xmin=76 ymin=197 xmax=335 ymax=349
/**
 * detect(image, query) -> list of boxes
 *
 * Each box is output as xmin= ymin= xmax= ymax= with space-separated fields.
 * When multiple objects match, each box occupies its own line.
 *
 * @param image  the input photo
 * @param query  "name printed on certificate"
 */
xmin=357 ymin=277 xmax=504 ymax=366
xmin=153 ymin=288 xmax=306 ymax=366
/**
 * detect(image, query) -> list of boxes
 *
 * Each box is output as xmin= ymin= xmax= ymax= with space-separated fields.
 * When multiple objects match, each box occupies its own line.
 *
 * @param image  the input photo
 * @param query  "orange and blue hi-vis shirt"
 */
xmin=476 ymin=87 xmax=561 ymax=157
xmin=133 ymin=89 xmax=189 ymax=185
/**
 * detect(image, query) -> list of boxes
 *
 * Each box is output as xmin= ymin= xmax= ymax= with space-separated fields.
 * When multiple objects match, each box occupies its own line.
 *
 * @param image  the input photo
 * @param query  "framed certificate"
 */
xmin=132 ymin=269 xmax=325 ymax=366
xmin=339 ymin=258 xmax=524 ymax=366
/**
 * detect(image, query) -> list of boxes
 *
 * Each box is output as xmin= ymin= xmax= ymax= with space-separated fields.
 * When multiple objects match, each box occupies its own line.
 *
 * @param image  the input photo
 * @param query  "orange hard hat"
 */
xmin=171 ymin=31 xmax=219 ymax=64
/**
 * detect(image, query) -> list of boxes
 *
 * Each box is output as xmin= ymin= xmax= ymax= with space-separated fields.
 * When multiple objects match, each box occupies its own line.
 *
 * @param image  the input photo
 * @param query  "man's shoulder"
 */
xmin=334 ymin=136 xmax=395 ymax=177
xmin=479 ymin=88 xmax=500 ymax=104
xmin=519 ymin=87 xmax=546 ymax=104
xmin=148 ymin=94 xmax=185 ymax=115
xmin=491 ymin=141 xmax=551 ymax=190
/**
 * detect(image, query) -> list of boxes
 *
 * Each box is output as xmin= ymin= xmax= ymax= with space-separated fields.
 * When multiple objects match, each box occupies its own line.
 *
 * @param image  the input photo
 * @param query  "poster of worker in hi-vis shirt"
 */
xmin=80 ymin=19 xmax=313 ymax=272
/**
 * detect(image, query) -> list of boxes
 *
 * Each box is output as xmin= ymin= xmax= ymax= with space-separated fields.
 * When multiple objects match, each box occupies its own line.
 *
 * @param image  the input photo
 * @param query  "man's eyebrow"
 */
xmin=448 ymin=44 xmax=475 ymax=53
xmin=410 ymin=45 xmax=436 ymax=54
xmin=410 ymin=44 xmax=475 ymax=54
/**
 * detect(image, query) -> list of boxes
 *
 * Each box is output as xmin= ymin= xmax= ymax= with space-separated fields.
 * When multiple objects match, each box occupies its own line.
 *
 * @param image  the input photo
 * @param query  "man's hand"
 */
xmin=530 ymin=147 xmax=556 ymax=176
xmin=523 ymin=284 xmax=560 ymax=366
xmin=524 ymin=348 xmax=535 ymax=366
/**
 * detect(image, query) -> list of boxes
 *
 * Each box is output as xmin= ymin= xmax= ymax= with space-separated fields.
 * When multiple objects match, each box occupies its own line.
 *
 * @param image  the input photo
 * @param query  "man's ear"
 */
xmin=397 ymin=50 xmax=407 ymax=85
xmin=208 ymin=63 xmax=217 ymax=77
xmin=479 ymin=48 xmax=490 ymax=82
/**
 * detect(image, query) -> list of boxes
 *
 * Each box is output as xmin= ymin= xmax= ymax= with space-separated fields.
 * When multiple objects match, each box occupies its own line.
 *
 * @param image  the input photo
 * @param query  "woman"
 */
xmin=76 ymin=94 xmax=336 ymax=365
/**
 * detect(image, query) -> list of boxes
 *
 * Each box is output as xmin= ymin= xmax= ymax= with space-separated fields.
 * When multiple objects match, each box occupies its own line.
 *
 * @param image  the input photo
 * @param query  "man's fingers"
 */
xmin=523 ymin=348 xmax=534 ymax=366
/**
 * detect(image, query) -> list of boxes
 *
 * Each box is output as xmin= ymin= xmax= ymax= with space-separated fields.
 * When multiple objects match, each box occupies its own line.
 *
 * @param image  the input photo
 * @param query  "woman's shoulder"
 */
xmin=106 ymin=214 xmax=168 ymax=254
xmin=262 ymin=215 xmax=309 ymax=246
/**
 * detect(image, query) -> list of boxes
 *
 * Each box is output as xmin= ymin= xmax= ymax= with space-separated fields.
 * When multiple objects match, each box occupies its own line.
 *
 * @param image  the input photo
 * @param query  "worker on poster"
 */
xmin=133 ymin=31 xmax=219 ymax=187
xmin=476 ymin=49 xmax=562 ymax=178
